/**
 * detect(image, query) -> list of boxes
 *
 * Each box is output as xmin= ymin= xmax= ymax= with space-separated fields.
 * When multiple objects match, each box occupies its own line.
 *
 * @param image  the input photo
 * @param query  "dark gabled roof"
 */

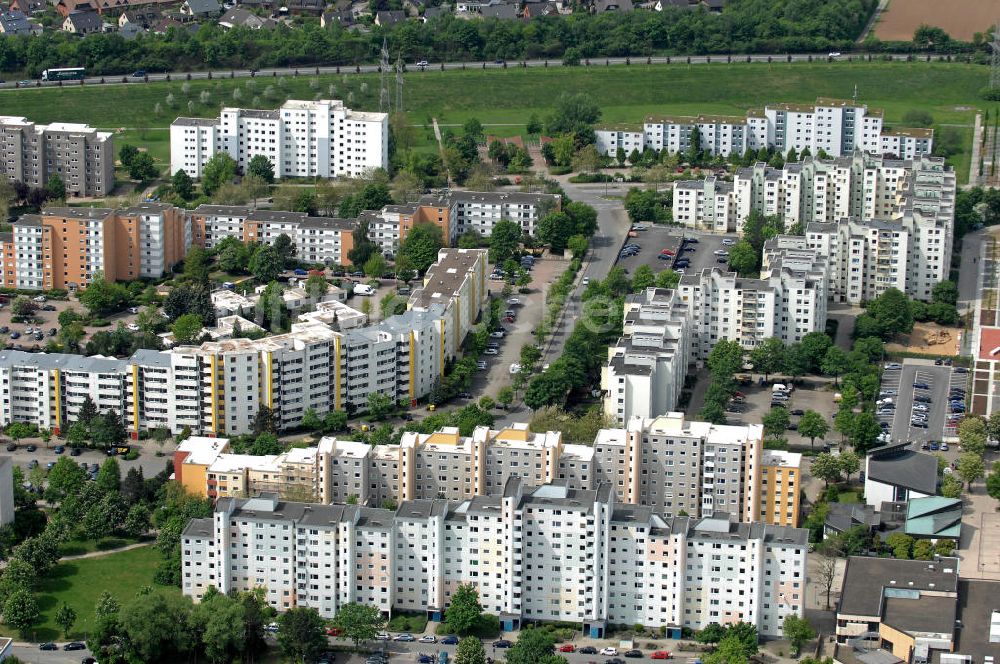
xmin=481 ymin=2 xmax=517 ymax=18
xmin=183 ymin=0 xmax=220 ymax=14
xmin=375 ymin=8 xmax=405 ymax=24
xmin=595 ymin=0 xmax=632 ymax=10
xmin=866 ymin=445 xmax=938 ymax=496
xmin=65 ymin=9 xmax=101 ymax=29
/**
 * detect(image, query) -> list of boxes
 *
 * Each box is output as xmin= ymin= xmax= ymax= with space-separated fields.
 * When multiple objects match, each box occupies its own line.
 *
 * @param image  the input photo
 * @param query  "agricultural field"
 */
xmin=0 ymin=60 xmax=987 ymax=181
xmin=873 ymin=0 xmax=997 ymax=42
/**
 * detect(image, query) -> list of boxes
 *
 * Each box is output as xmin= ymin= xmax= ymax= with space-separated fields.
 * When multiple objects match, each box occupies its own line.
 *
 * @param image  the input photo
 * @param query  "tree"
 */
xmin=749 ymin=337 xmax=784 ymax=380
xmin=631 ymin=264 xmax=655 ymax=291
xmin=171 ymin=314 xmax=203 ymax=345
xmin=571 ymin=144 xmax=600 ymax=174
xmin=867 ymin=288 xmax=914 ymax=338
xmin=56 ymin=602 xmax=77 ymax=638
xmin=497 ymin=386 xmax=514 ymax=409
xmin=4 ymin=588 xmax=39 ymax=636
xmin=489 ymin=220 xmax=522 ymax=265
xmin=504 ymin=627 xmax=562 ymax=664
xmin=761 ymin=407 xmax=790 ymax=441
xmin=537 ymin=211 xmax=575 ymax=253
xmin=118 ymin=592 xmax=195 ymax=662
xmin=446 ymin=583 xmax=483 ymax=634
xmin=119 ymin=144 xmax=139 ymax=169
xmin=811 ymin=453 xmax=843 ymax=486
xmin=886 ymin=532 xmax=914 ymax=559
xmin=798 ymin=410 xmax=830 ymax=447
xmin=367 ymin=392 xmax=394 ymax=420
xmin=272 ymin=233 xmax=296 ymax=267
xmin=275 ymin=606 xmax=327 ymax=661
xmin=45 ymin=456 xmax=87 ymax=503
xmin=364 ymin=253 xmax=388 ymax=278
xmin=695 ymin=623 xmax=727 ymax=644
xmin=171 ymin=169 xmax=194 ymax=200
xmin=246 ymin=154 xmax=274 ymax=184
xmin=455 ymin=636 xmax=488 ymax=664
xmin=728 ymin=240 xmax=758 ymax=276
xmin=545 ymin=92 xmax=601 ymax=137
xmin=250 ymin=245 xmax=282 ymax=283
xmin=799 ymin=332 xmax=833 ymax=373
xmin=958 ymin=416 xmax=988 ymax=455
xmin=704 ymin=636 xmax=749 ymax=664
xmin=851 ymin=412 xmax=882 ymax=455
xmin=782 ymin=615 xmax=816 ymax=656
xmin=816 ymin=554 xmax=838 ymax=610
xmin=986 ymin=467 xmax=1000 ymax=502
xmin=932 ymin=280 xmax=958 ymax=305
xmin=79 ymin=271 xmax=130 ymax=316
xmin=956 ymin=452 xmax=985 ymax=489
xmin=526 ymin=114 xmax=543 ymax=135
xmin=941 ymin=474 xmax=964 ymax=499
xmin=45 ymin=174 xmax=66 ymax=201
xmin=10 ymin=296 xmax=36 ymax=319
xmin=839 ymin=450 xmax=860 ymax=481
xmin=96 ymin=457 xmax=121 ymax=494
xmin=332 ymin=602 xmax=385 ymax=647
xmin=399 ymin=223 xmax=444 ymax=273
xmin=821 ymin=346 xmax=850 ymax=386
xmin=201 ymin=153 xmax=237 ymax=196
xmin=128 ymin=152 xmax=158 ymax=183
xmin=707 ymin=339 xmax=744 ymax=378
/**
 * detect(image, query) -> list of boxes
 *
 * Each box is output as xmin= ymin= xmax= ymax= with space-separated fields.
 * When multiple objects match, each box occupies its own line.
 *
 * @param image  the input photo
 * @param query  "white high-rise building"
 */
xmin=181 ymin=478 xmax=807 ymax=637
xmin=598 ymin=98 xmax=932 ymax=161
xmin=171 ymin=99 xmax=389 ymax=179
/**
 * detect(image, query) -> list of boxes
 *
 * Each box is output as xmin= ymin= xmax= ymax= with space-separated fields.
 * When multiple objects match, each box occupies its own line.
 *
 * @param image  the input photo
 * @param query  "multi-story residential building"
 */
xmin=0 ymin=116 xmax=114 ymax=197
xmin=672 ymin=177 xmax=738 ymax=232
xmin=181 ymin=478 xmax=807 ymax=637
xmin=603 ymin=287 xmax=691 ymax=423
xmin=3 ymin=204 xmax=188 ymax=290
xmin=599 ymin=98 xmax=931 ymax=161
xmin=172 ymin=412 xmax=772 ymax=524
xmin=758 ymin=450 xmax=801 ymax=526
xmin=189 ymin=205 xmax=356 ymax=266
xmin=0 ymin=249 xmax=487 ymax=438
xmin=676 ymin=257 xmax=828 ymax=360
xmin=170 ymin=99 xmax=389 ymax=179
xmin=363 ymin=191 xmax=558 ymax=256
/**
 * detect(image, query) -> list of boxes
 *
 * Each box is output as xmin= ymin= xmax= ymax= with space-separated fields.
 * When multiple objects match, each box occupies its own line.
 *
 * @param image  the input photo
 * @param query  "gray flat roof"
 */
xmin=952 ymin=579 xmax=1000 ymax=662
xmin=882 ymin=595 xmax=956 ymax=635
xmin=838 ymin=556 xmax=960 ymax=617
xmin=867 ymin=446 xmax=938 ymax=495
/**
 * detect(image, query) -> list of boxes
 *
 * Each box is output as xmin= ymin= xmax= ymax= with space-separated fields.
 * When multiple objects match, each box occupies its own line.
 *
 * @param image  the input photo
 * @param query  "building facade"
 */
xmin=181 ymin=480 xmax=808 ymax=637
xmin=596 ymin=98 xmax=932 ymax=161
xmin=0 ymin=116 xmax=114 ymax=198
xmin=189 ymin=205 xmax=356 ymax=266
xmin=3 ymin=204 xmax=188 ymax=290
xmin=170 ymin=99 xmax=389 ymax=180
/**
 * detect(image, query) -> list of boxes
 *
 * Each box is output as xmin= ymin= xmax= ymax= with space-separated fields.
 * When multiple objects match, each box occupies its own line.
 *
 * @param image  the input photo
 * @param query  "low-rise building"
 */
xmin=863 ymin=443 xmax=938 ymax=507
xmin=182 ymin=480 xmax=807 ymax=636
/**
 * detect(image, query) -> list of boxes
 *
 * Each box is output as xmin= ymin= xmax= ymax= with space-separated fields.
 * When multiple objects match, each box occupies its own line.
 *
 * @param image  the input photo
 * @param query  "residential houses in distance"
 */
xmin=595 ymin=98 xmax=933 ymax=161
xmin=170 ymin=99 xmax=389 ymax=180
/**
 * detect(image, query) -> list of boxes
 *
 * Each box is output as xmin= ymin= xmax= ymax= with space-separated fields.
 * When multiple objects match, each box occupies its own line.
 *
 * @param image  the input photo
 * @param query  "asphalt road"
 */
xmin=0 ymin=52 xmax=944 ymax=91
xmin=9 ymin=643 xmax=94 ymax=663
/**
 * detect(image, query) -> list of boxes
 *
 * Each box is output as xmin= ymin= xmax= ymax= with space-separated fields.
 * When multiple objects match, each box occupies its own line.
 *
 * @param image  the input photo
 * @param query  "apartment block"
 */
xmin=0 ymin=116 xmax=114 ymax=198
xmin=597 ymin=98 xmax=932 ymax=160
xmin=170 ymin=99 xmax=389 ymax=179
xmin=4 ymin=204 xmax=188 ymax=290
xmin=603 ymin=287 xmax=692 ymax=424
xmin=181 ymin=479 xmax=807 ymax=637
xmin=677 ymin=259 xmax=828 ymax=360
xmin=0 ymin=249 xmax=487 ymax=438
xmin=672 ymin=177 xmax=738 ymax=232
xmin=758 ymin=450 xmax=801 ymax=526
xmin=189 ymin=205 xmax=355 ymax=266
xmin=364 ymin=191 xmax=559 ymax=256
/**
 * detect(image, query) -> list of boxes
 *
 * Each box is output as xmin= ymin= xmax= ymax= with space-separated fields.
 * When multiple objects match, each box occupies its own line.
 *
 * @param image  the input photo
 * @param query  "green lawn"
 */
xmin=57 ymin=535 xmax=146 ymax=557
xmin=0 ymin=61 xmax=988 ymax=180
xmin=0 ymin=544 xmax=177 ymax=642
xmin=837 ymin=490 xmax=861 ymax=504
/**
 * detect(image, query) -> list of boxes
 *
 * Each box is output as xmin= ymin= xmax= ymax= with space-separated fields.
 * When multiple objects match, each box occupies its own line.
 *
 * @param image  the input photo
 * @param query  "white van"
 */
xmin=772 ymin=383 xmax=792 ymax=393
xmin=354 ymin=284 xmax=375 ymax=296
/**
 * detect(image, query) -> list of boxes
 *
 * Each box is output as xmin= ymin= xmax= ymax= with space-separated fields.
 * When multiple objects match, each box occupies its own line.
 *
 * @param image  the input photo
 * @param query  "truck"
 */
xmin=354 ymin=284 xmax=375 ymax=296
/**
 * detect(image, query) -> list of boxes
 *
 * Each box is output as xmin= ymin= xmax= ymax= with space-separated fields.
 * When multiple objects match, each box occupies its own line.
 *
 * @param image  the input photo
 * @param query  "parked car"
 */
xmin=940 ymin=442 xmax=949 ymax=451
xmin=558 ymin=644 xmax=576 ymax=652
xmin=492 ymin=640 xmax=512 ymax=648
xmin=913 ymin=382 xmax=930 ymax=390
xmin=579 ymin=646 xmax=598 ymax=654
xmin=39 ymin=643 xmax=57 ymax=651
xmin=507 ymin=298 xmax=521 ymax=305
xmin=582 ymin=277 xmax=590 ymax=286
xmin=418 ymin=655 xmax=433 ymax=664
xmin=476 ymin=360 xmax=488 ymax=370
xmin=54 ymin=445 xmax=66 ymax=454
xmin=64 ymin=642 xmax=86 ymax=651
xmin=884 ymin=363 xmax=902 ymax=370
xmin=624 ymin=651 xmax=643 ymax=659
xmin=26 ymin=444 xmax=36 ymax=452
xmin=375 ymin=632 xmax=390 ymax=640
xmin=721 ymin=238 xmax=735 ymax=246
xmin=509 ymin=363 xmax=522 ymax=374
xmin=441 ymin=636 xmax=460 ymax=645
xmin=393 ymin=633 xmax=415 ymax=641
xmin=911 ymin=420 xmax=928 ymax=428
xmin=4 ymin=443 xmax=14 ymax=451
xmin=484 ymin=347 xmax=499 ymax=355
xmin=600 ymin=648 xmax=619 ymax=656
xmin=418 ymin=635 xmax=436 ymax=643
xmin=651 ymin=652 xmax=673 ymax=660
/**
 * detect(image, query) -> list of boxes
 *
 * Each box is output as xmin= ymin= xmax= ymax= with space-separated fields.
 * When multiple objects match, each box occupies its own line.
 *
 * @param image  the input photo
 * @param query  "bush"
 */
xmin=548 ymin=166 xmax=572 ymax=176
xmin=96 ymin=538 xmax=127 ymax=551
xmin=124 ymin=450 xmax=139 ymax=461
xmin=388 ymin=612 xmax=428 ymax=633
xmin=435 ymin=615 xmax=499 ymax=638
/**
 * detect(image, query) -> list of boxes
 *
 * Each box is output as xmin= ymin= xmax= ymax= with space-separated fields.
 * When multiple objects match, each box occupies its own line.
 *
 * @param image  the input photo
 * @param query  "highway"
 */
xmin=0 ymin=51 xmax=951 ymax=91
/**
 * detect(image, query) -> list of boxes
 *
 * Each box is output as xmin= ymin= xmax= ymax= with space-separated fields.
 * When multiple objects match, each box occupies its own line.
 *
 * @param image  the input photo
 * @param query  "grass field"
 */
xmin=0 ymin=545 xmax=177 ymax=642
xmin=1 ymin=61 xmax=987 ymax=179
xmin=874 ymin=0 xmax=996 ymax=42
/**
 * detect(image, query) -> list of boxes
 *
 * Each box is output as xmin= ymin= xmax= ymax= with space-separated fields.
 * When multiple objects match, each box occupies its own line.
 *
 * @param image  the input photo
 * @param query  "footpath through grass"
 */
xmin=0 ymin=61 xmax=986 ymax=179
xmin=0 ymin=544 xmax=176 ymax=643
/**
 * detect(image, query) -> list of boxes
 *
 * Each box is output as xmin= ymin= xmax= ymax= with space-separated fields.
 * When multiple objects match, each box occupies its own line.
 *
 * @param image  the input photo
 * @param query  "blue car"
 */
xmin=929 ymin=442 xmax=940 ymax=451
xmin=419 ymin=655 xmax=433 ymax=664
xmin=441 ymin=636 xmax=459 ymax=645
xmin=913 ymin=382 xmax=930 ymax=390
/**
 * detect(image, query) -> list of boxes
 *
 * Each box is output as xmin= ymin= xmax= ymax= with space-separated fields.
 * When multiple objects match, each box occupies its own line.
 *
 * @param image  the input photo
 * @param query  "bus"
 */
xmin=41 ymin=67 xmax=85 ymax=81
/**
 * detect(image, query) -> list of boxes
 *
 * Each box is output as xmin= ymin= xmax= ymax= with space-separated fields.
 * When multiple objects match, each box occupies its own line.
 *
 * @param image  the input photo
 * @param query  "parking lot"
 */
xmin=615 ymin=226 xmax=739 ymax=276
xmin=721 ymin=376 xmax=840 ymax=446
xmin=879 ymin=358 xmax=966 ymax=446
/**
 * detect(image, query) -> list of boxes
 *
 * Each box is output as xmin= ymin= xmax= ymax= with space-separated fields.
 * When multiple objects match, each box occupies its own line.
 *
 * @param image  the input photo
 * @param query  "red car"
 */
xmin=651 ymin=652 xmax=673 ymax=660
xmin=326 ymin=627 xmax=342 ymax=636
xmin=660 ymin=249 xmax=675 ymax=256
xmin=558 ymin=644 xmax=576 ymax=652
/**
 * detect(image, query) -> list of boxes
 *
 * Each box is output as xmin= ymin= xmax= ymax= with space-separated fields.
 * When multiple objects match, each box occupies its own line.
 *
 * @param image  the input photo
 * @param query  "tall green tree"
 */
xmin=782 ymin=615 xmax=816 ymax=656
xmin=798 ymin=410 xmax=829 ymax=447
xmin=277 ymin=607 xmax=327 ymax=662
xmin=246 ymin=154 xmax=275 ymax=184
xmin=455 ymin=636 xmax=488 ymax=664
xmin=399 ymin=223 xmax=444 ymax=273
xmin=956 ymin=452 xmax=985 ymax=489
xmin=728 ymin=239 xmax=758 ymax=276
xmin=201 ymin=153 xmax=237 ymax=196
xmin=332 ymin=602 xmax=386 ymax=647
xmin=250 ymin=244 xmax=283 ymax=283
xmin=4 ymin=588 xmax=39 ymax=636
xmin=505 ymin=628 xmax=565 ymax=664
xmin=811 ymin=453 xmax=843 ymax=486
xmin=171 ymin=169 xmax=194 ymax=200
xmin=56 ymin=602 xmax=77 ymax=638
xmin=749 ymin=337 xmax=784 ymax=380
xmin=489 ymin=220 xmax=522 ymax=264
xmin=762 ymin=407 xmax=790 ymax=440
xmin=821 ymin=346 xmax=850 ymax=386
xmin=446 ymin=583 xmax=484 ymax=634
